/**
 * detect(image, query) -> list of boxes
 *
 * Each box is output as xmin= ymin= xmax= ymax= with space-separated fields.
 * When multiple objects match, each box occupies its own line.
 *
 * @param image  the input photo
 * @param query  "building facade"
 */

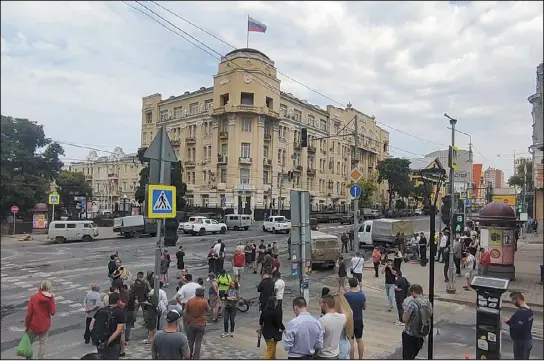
xmin=483 ymin=167 xmax=505 ymax=189
xmin=425 ymin=149 xmax=473 ymax=191
xmin=528 ymin=62 xmax=543 ymax=231
xmin=65 ymin=147 xmax=143 ymax=212
xmin=141 ymin=48 xmax=389 ymax=213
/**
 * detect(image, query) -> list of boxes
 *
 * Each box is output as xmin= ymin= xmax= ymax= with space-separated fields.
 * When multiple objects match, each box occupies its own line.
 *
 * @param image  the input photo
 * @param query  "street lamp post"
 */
xmin=123 ymin=195 xmax=128 ymax=216
xmin=419 ymin=167 xmax=447 ymax=360
xmin=444 ymin=113 xmax=457 ymax=295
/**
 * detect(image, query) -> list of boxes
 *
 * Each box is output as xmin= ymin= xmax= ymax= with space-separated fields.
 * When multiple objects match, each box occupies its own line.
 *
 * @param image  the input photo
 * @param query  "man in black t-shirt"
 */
xmin=257 ymin=240 xmax=267 ymax=274
xmin=418 ymin=233 xmax=427 ymax=262
xmin=91 ymin=293 xmax=126 ymax=360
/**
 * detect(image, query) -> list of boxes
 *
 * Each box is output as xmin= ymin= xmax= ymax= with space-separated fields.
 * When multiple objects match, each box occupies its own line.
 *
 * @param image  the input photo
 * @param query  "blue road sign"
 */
xmin=80 ymin=199 xmax=87 ymax=211
xmin=48 ymin=194 xmax=60 ymax=205
xmin=464 ymin=199 xmax=471 ymax=207
xmin=147 ymin=184 xmax=176 ymax=219
xmin=349 ymin=184 xmax=362 ymax=199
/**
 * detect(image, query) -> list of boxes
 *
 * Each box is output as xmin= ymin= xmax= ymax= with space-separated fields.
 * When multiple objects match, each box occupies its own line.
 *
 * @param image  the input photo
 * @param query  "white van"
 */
xmin=225 ymin=214 xmax=252 ymax=231
xmin=48 ymin=220 xmax=99 ymax=243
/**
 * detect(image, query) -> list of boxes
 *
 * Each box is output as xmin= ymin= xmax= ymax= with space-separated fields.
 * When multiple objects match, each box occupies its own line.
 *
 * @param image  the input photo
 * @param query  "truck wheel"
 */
xmin=244 ymin=227 xmax=249 ymax=231
xmin=82 ymin=235 xmax=92 ymax=242
xmin=234 ymin=226 xmax=239 ymax=231
xmin=220 ymin=227 xmax=227 ymax=234
xmin=199 ymin=228 xmax=206 ymax=236
xmin=55 ymin=236 xmax=65 ymax=244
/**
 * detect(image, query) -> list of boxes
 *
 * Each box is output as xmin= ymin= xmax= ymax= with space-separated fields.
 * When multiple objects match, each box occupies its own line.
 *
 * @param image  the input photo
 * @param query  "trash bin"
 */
xmin=540 ymin=265 xmax=544 ymax=283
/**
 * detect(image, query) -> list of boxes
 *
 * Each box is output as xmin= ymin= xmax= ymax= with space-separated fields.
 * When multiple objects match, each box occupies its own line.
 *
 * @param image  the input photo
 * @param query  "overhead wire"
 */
xmin=146 ymin=1 xmax=449 ymax=149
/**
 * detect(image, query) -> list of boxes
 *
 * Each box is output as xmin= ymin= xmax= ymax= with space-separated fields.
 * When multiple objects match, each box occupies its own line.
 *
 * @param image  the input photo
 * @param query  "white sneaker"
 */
xmin=221 ymin=332 xmax=229 ymax=338
xmin=394 ymin=320 xmax=401 ymax=326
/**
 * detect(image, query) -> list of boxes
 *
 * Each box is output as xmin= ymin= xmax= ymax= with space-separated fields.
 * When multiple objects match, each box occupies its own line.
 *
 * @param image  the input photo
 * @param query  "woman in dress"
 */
xmin=332 ymin=293 xmax=354 ymax=360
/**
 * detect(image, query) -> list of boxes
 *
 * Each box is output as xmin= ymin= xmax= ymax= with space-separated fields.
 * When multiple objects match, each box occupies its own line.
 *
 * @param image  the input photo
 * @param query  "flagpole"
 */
xmin=246 ymin=14 xmax=249 ymax=48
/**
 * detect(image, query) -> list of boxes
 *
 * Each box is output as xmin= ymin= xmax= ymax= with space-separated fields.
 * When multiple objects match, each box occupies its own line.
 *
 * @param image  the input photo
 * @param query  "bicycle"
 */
xmin=236 ymin=297 xmax=250 ymax=313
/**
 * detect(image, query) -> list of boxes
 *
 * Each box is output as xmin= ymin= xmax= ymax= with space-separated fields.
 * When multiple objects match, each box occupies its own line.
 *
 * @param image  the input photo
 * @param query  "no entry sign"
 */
xmin=11 ymin=205 xmax=19 ymax=213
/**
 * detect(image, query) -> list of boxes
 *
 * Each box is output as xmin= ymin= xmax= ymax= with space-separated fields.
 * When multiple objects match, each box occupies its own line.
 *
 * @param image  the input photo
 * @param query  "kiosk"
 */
xmin=470 ymin=276 xmax=510 ymax=360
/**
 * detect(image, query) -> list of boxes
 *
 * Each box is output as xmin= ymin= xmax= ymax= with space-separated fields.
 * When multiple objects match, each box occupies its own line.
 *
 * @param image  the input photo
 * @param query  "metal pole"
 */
xmin=428 ymin=204 xmax=437 ymax=359
xmin=12 ymin=212 xmax=16 ymax=235
xmin=353 ymin=115 xmax=360 ymax=249
xmin=445 ymin=114 xmax=457 ymax=295
xmin=52 ymin=204 xmax=55 ymax=223
xmin=278 ymin=163 xmax=284 ymax=216
xmin=153 ymin=128 xmax=166 ymax=329
xmin=300 ymin=191 xmax=309 ymax=304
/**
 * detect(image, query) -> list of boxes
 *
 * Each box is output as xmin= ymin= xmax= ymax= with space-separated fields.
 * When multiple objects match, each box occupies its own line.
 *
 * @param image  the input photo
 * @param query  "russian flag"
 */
xmin=248 ymin=16 xmax=267 ymax=33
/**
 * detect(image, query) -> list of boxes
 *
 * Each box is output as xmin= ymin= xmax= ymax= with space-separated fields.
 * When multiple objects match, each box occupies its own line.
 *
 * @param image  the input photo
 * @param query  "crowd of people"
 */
xmin=18 ymin=228 xmax=535 ymax=361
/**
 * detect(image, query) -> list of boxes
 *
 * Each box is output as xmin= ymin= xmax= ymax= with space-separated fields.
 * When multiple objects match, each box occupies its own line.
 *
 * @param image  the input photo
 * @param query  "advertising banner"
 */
xmin=492 ymin=195 xmax=516 ymax=205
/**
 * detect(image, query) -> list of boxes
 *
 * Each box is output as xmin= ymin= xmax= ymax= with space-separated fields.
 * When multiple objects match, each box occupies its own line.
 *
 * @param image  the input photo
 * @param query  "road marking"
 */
xmin=55 ymin=295 xmax=65 ymax=301
xmin=8 ymin=326 xmax=26 ymax=332
xmin=59 ymin=299 xmax=74 ymax=304
xmin=14 ymin=282 xmax=34 ymax=288
xmin=69 ymin=303 xmax=84 ymax=308
xmin=77 ymin=286 xmax=88 ymax=290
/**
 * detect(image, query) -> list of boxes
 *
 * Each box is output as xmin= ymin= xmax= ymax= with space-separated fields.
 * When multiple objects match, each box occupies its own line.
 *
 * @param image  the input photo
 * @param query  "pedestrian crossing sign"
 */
xmin=147 ymin=184 xmax=176 ymax=219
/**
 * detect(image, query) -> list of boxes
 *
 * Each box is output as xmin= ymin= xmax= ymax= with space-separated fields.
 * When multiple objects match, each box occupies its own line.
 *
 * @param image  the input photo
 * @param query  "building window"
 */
xmin=264 ymin=145 xmax=269 ymax=159
xmin=220 ymin=194 xmax=226 ymax=207
xmin=145 ymin=111 xmax=153 ymax=123
xmin=266 ymin=97 xmax=273 ymax=109
xmin=189 ymin=102 xmax=199 ymax=115
xmin=241 ymin=92 xmax=254 ymax=105
xmin=240 ymin=168 xmax=250 ymax=184
xmin=242 ymin=117 xmax=252 ymax=132
xmin=240 ymin=143 xmax=251 ymax=158
xmin=220 ymin=93 xmax=229 ymax=106
xmin=159 ymin=110 xmax=168 ymax=122
xmin=277 ymin=149 xmax=282 ymax=163
xmin=294 ymin=109 xmax=302 ymax=122
xmin=263 ymin=170 xmax=270 ymax=184
xmin=201 ymin=195 xmax=209 ymax=207
xmin=220 ymin=168 xmax=227 ymax=183
xmin=174 ymin=107 xmax=183 ymax=118
xmin=221 ymin=144 xmax=228 ymax=156
xmin=280 ymin=104 xmax=288 ymax=117
xmin=191 ymin=172 xmax=196 ymax=184
xmin=204 ymin=99 xmax=213 ymax=110
xmin=308 ymin=115 xmax=315 ymax=128
xmin=220 ymin=120 xmax=228 ymax=133
xmin=203 ymin=171 xmax=207 ymax=182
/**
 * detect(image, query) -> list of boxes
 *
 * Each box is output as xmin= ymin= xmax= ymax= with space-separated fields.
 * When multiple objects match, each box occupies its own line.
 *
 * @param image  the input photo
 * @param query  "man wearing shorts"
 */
xmin=351 ymin=251 xmax=364 ymax=289
xmin=344 ymin=277 xmax=366 ymax=359
xmin=232 ymin=248 xmax=245 ymax=283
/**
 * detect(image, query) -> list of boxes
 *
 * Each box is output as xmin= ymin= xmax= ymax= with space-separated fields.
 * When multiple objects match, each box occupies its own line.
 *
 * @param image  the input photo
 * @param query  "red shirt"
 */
xmin=233 ymin=253 xmax=245 ymax=267
xmin=25 ymin=291 xmax=56 ymax=334
xmin=480 ymin=251 xmax=491 ymax=266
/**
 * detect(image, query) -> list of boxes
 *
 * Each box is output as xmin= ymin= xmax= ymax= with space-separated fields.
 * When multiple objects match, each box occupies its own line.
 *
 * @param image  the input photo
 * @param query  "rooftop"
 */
xmin=224 ymin=48 xmax=271 ymax=60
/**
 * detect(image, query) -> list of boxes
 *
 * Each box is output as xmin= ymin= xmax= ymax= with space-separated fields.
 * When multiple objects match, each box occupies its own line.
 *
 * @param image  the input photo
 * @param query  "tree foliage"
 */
xmin=135 ymin=147 xmax=187 ymax=210
xmin=55 ymin=170 xmax=93 ymax=215
xmin=409 ymin=181 xmax=426 ymax=208
xmin=0 ymin=115 xmax=64 ymax=219
xmin=507 ymin=161 xmax=533 ymax=189
xmin=377 ymin=157 xmax=411 ymax=209
xmin=357 ymin=175 xmax=378 ymax=208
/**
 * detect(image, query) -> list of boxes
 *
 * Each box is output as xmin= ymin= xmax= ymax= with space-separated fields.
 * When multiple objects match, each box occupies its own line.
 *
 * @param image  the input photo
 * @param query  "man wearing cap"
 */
xmin=184 ymin=288 xmax=209 ymax=360
xmin=151 ymin=310 xmax=190 ymax=360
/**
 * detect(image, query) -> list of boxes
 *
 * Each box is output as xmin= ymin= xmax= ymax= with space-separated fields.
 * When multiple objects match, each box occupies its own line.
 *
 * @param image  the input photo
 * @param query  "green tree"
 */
xmin=377 ymin=157 xmax=411 ymax=209
xmin=55 ymin=170 xmax=93 ymax=216
xmin=507 ymin=161 xmax=533 ymax=189
xmin=357 ymin=176 xmax=378 ymax=208
xmin=409 ymin=181 xmax=426 ymax=209
xmin=135 ymin=147 xmax=187 ymax=210
xmin=0 ymin=115 xmax=64 ymax=219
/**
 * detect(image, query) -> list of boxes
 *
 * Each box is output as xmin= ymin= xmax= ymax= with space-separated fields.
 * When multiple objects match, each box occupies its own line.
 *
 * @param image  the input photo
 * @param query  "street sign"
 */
xmin=146 ymin=127 xmax=178 ymax=185
xmin=448 ymin=146 xmax=458 ymax=170
xmin=464 ymin=199 xmax=471 ymax=207
xmin=454 ymin=213 xmax=465 ymax=234
xmin=349 ymin=184 xmax=362 ymax=199
xmin=460 ymin=191 xmax=468 ymax=200
xmin=48 ymin=193 xmax=60 ymax=205
xmin=80 ymin=199 xmax=87 ymax=212
xmin=147 ymin=184 xmax=176 ymax=219
xmin=11 ymin=205 xmax=19 ymax=213
xmin=349 ymin=168 xmax=363 ymax=183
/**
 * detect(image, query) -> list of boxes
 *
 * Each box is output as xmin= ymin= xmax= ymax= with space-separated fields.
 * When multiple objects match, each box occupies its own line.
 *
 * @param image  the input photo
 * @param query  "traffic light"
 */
xmin=440 ymin=195 xmax=451 ymax=225
xmin=300 ymin=128 xmax=308 ymax=147
xmin=453 ymin=213 xmax=465 ymax=234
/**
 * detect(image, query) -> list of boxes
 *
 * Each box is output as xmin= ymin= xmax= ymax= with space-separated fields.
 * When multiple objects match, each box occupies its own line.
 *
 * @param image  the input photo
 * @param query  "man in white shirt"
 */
xmin=274 ymin=272 xmax=286 ymax=314
xmin=213 ymin=240 xmax=224 ymax=256
xmin=175 ymin=274 xmax=201 ymax=311
xmin=350 ymin=252 xmax=364 ymax=290
xmin=150 ymin=282 xmax=169 ymax=329
xmin=437 ymin=232 xmax=448 ymax=263
xmin=318 ymin=294 xmax=346 ymax=359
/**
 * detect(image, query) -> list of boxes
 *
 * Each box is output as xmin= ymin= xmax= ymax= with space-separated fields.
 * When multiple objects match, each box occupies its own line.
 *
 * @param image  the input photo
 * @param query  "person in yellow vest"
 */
xmin=217 ymin=269 xmax=232 ymax=316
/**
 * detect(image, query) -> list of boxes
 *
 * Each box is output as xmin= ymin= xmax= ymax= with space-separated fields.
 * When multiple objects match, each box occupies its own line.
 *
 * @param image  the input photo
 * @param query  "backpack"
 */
xmin=409 ymin=297 xmax=433 ymax=338
xmin=91 ymin=307 xmax=113 ymax=344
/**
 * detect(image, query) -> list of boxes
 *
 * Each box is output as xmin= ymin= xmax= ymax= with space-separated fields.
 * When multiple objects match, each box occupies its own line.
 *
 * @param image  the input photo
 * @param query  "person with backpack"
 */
xmin=393 ymin=271 xmax=410 ymax=326
xmin=132 ymin=272 xmax=151 ymax=320
xmin=90 ymin=293 xmax=126 ymax=360
xmin=401 ymin=284 xmax=433 ymax=360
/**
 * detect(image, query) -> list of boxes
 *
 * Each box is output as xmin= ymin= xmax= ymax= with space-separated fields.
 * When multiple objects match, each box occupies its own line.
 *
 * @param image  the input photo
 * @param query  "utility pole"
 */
xmin=444 ymin=113 xmax=457 ymax=295
xmin=353 ymin=115 xmax=360 ymax=248
xmin=278 ymin=163 xmax=284 ymax=216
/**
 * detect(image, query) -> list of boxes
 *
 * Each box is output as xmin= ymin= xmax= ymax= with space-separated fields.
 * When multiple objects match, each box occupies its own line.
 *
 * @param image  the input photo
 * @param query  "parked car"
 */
xmin=48 ymin=220 xmax=99 ymax=243
xmin=190 ymin=218 xmax=227 ymax=236
xmin=263 ymin=216 xmax=291 ymax=234
xmin=225 ymin=214 xmax=252 ymax=231
xmin=179 ymin=216 xmax=208 ymax=233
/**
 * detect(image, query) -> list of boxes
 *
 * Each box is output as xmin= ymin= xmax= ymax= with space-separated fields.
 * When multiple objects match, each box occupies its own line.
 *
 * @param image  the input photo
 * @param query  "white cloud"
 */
xmin=1 ymin=0 xmax=542 ymax=177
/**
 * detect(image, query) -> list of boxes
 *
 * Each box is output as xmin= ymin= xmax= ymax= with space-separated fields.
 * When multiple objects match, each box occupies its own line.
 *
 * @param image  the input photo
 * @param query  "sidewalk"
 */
xmin=359 ymin=239 xmax=543 ymax=312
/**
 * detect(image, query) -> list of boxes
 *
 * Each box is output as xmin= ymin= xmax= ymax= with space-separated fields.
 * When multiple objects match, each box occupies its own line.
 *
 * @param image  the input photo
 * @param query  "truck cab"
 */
xmin=311 ymin=231 xmax=341 ymax=268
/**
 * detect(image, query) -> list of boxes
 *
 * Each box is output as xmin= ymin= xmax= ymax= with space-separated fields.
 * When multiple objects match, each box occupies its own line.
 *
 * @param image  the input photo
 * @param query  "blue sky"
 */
xmin=1 ymin=1 xmax=542 ymax=178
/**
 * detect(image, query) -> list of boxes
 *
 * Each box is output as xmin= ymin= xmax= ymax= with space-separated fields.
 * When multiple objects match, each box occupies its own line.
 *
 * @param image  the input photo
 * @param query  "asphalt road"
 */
xmin=0 ymin=216 xmax=438 ymax=359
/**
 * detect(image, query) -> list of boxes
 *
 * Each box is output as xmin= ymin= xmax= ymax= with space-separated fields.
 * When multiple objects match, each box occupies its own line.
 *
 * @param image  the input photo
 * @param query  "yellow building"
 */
xmin=65 ymin=147 xmax=143 ymax=212
xmin=141 ymin=48 xmax=389 ymax=213
xmin=409 ymin=157 xmax=445 ymax=208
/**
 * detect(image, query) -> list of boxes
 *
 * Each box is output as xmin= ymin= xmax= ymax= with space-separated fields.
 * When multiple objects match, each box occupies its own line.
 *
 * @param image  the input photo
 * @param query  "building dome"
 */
xmin=32 ymin=203 xmax=48 ymax=212
xmin=224 ymin=48 xmax=271 ymax=60
xmin=479 ymin=201 xmax=516 ymax=220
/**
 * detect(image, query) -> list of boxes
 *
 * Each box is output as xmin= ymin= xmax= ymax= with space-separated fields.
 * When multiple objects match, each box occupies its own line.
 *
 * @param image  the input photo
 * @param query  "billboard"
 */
xmin=492 ymin=195 xmax=516 ymax=205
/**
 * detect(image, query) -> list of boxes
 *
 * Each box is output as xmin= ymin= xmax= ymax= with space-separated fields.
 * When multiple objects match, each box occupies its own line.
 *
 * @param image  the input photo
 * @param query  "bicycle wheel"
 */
xmin=236 ymin=298 xmax=250 ymax=313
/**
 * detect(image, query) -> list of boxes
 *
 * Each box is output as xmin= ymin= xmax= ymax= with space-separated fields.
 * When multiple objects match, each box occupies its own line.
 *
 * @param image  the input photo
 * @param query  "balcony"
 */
xmin=186 ymin=137 xmax=196 ymax=144
xmin=294 ymin=142 xmax=301 ymax=150
xmin=264 ymin=133 xmax=272 ymax=141
xmin=307 ymin=168 xmax=316 ymax=176
xmin=171 ymin=139 xmax=181 ymax=146
xmin=307 ymin=145 xmax=316 ymax=153
xmin=107 ymin=173 xmax=118 ymax=179
xmin=239 ymin=157 xmax=252 ymax=164
xmin=85 ymin=174 xmax=93 ymax=181
xmin=267 ymin=109 xmax=280 ymax=118
xmin=217 ymin=155 xmax=228 ymax=164
xmin=294 ymin=165 xmax=303 ymax=172
xmin=184 ymin=160 xmax=196 ymax=168
xmin=235 ymin=183 xmax=256 ymax=191
xmin=263 ymin=158 xmax=272 ymax=167
xmin=219 ymin=131 xmax=229 ymax=139
xmin=351 ymin=157 xmax=360 ymax=165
